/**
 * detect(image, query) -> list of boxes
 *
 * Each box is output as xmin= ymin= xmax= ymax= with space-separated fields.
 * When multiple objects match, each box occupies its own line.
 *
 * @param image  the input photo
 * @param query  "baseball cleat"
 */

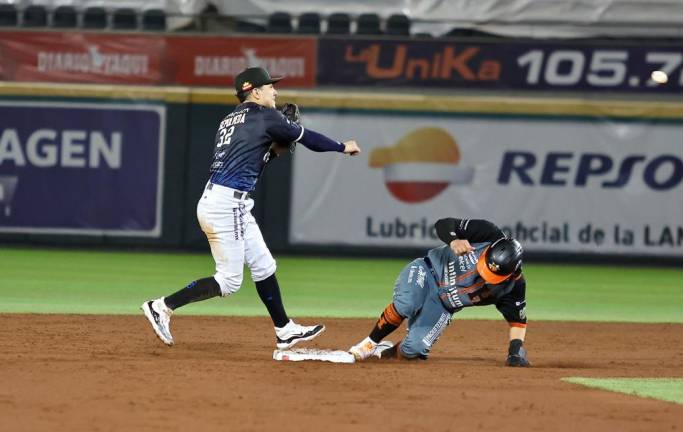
xmin=275 ymin=320 xmax=326 ymax=349
xmin=349 ymin=337 xmax=394 ymax=361
xmin=506 ymin=347 xmax=531 ymax=367
xmin=141 ymin=298 xmax=174 ymax=346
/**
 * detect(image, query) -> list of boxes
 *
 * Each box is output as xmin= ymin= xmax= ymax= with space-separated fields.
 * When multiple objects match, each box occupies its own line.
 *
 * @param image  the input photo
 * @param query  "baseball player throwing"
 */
xmin=142 ymin=67 xmax=361 ymax=349
xmin=349 ymin=217 xmax=530 ymax=366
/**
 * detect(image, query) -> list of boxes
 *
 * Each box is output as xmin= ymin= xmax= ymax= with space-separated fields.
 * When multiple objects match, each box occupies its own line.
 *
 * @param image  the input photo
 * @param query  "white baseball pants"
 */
xmin=196 ymin=182 xmax=277 ymax=296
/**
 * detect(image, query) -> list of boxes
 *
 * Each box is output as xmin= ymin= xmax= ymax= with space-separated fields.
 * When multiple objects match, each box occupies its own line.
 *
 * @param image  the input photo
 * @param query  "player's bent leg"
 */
xmin=244 ymin=218 xmax=290 ymax=327
xmin=214 ymin=272 xmax=243 ymax=296
xmin=164 ymin=277 xmax=221 ymax=310
xmin=399 ymin=288 xmax=452 ymax=360
xmin=244 ymin=211 xmax=277 ymax=282
xmin=392 ymin=259 xmax=431 ymax=319
xmin=198 ymin=193 xmax=247 ymax=296
xmin=349 ymin=259 xmax=429 ymax=361
xmin=399 ymin=338 xmax=430 ymax=359
xmin=242 ymin=214 xmax=325 ymax=348
xmin=204 ymin=229 xmax=246 ymax=296
xmin=254 ymin=273 xmax=289 ymax=327
xmin=368 ymin=302 xmax=404 ymax=342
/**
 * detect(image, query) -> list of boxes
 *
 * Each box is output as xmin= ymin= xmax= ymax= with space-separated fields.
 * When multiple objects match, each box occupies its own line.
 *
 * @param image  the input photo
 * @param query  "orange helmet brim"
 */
xmin=476 ymin=247 xmax=511 ymax=284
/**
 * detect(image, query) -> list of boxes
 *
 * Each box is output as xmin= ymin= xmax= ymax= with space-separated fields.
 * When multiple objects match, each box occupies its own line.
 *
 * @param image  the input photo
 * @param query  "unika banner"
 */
xmin=0 ymin=102 xmax=165 ymax=236
xmin=290 ymin=110 xmax=683 ymax=255
xmin=318 ymin=37 xmax=683 ymax=93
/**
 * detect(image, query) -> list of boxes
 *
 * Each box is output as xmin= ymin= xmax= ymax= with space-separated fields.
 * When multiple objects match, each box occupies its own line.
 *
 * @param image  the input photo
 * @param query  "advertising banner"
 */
xmin=0 ymin=32 xmax=166 ymax=85
xmin=318 ymin=38 xmax=683 ymax=93
xmin=290 ymin=111 xmax=683 ymax=255
xmin=167 ymin=35 xmax=317 ymax=88
xmin=0 ymin=31 xmax=317 ymax=88
xmin=0 ymin=102 xmax=165 ymax=236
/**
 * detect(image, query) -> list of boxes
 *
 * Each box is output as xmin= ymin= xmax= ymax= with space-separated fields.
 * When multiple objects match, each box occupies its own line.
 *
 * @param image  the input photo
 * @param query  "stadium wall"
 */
xmin=1 ymin=83 xmax=682 ymax=262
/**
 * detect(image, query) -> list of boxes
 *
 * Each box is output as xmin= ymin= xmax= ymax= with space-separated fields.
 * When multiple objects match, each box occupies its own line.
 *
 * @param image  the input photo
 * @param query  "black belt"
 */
xmin=233 ymin=190 xmax=248 ymax=199
xmin=206 ymin=182 xmax=249 ymax=200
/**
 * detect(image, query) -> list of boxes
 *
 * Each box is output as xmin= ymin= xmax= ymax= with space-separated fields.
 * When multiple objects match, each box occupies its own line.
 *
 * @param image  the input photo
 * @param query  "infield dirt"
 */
xmin=1 ymin=315 xmax=681 ymax=431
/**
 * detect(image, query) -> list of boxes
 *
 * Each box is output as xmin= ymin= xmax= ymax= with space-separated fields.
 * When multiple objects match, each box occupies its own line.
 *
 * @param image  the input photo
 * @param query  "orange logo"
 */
xmin=369 ymin=128 xmax=474 ymax=203
xmin=241 ymin=81 xmax=252 ymax=91
xmin=345 ymin=44 xmax=501 ymax=81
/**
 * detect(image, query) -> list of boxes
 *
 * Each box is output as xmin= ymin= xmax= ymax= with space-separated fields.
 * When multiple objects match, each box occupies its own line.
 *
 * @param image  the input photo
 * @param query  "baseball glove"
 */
xmin=271 ymin=102 xmax=301 ymax=155
xmin=505 ymin=339 xmax=531 ymax=367
xmin=281 ymin=102 xmax=301 ymax=124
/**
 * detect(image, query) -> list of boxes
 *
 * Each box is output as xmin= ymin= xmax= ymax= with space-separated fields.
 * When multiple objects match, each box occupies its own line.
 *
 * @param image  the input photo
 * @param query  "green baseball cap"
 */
xmin=235 ymin=67 xmax=282 ymax=94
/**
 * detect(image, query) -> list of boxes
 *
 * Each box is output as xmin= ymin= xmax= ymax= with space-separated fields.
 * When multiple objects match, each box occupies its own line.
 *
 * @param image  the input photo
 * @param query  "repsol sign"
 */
xmin=498 ymin=152 xmax=683 ymax=191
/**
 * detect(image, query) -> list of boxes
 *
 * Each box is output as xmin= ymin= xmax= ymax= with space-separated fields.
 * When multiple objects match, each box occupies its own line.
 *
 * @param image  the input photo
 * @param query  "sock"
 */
xmin=369 ymin=303 xmax=404 ymax=343
xmin=509 ymin=338 xmax=524 ymax=356
xmin=164 ymin=277 xmax=221 ymax=310
xmin=255 ymin=274 xmax=289 ymax=328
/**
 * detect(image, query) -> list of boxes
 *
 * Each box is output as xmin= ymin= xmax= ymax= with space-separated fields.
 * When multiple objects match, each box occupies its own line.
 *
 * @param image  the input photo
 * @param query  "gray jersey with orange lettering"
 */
xmin=390 ymin=218 xmax=527 ymax=359
xmin=426 ymin=243 xmax=518 ymax=307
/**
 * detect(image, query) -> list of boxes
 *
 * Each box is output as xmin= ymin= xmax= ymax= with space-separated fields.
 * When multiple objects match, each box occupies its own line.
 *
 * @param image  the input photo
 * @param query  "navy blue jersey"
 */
xmin=208 ymin=102 xmax=304 ymax=192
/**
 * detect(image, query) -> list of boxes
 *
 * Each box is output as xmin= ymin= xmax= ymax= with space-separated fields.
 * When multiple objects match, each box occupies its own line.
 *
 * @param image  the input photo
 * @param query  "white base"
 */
xmin=273 ymin=348 xmax=356 ymax=364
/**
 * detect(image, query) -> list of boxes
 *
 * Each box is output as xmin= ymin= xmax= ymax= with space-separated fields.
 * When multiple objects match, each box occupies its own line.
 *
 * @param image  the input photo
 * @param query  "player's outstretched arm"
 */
xmin=267 ymin=105 xmax=361 ymax=156
xmin=298 ymin=128 xmax=361 ymax=155
xmin=342 ymin=140 xmax=361 ymax=156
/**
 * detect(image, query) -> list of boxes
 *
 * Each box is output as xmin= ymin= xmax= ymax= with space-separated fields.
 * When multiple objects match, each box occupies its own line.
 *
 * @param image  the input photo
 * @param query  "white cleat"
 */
xmin=141 ymin=298 xmax=174 ymax=346
xmin=349 ymin=336 xmax=394 ymax=361
xmin=275 ymin=320 xmax=326 ymax=349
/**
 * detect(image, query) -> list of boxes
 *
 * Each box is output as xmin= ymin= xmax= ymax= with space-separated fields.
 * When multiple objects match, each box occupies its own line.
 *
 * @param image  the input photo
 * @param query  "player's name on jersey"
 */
xmin=219 ymin=112 xmax=248 ymax=128
xmin=0 ymin=128 xmax=121 ymax=169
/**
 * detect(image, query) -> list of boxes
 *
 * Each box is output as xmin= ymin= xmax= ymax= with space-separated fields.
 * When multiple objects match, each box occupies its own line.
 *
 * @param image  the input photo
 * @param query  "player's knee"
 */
xmin=249 ymin=258 xmax=276 ymax=282
xmin=214 ymin=272 xmax=243 ymax=296
xmin=400 ymin=338 xmax=431 ymax=360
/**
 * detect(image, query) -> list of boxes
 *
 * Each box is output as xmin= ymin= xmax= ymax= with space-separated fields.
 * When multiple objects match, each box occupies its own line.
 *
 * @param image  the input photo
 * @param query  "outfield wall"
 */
xmin=0 ymin=83 xmax=682 ymax=261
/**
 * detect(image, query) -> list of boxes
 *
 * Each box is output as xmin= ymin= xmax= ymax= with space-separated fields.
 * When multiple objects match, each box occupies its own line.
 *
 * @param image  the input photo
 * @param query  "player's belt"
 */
xmin=232 ymin=190 xmax=248 ymax=199
xmin=206 ymin=182 xmax=249 ymax=200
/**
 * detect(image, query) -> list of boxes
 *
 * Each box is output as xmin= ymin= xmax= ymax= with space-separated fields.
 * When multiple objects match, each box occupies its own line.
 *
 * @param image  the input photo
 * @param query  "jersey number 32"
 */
xmin=217 ymin=125 xmax=235 ymax=147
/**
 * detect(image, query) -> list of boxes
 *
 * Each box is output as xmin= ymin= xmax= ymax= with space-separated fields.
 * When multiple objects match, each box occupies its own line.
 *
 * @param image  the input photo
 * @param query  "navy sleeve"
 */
xmin=435 ymin=218 xmax=504 ymax=244
xmin=495 ymin=276 xmax=527 ymax=325
xmin=298 ymin=129 xmax=345 ymax=153
xmin=264 ymin=108 xmax=304 ymax=144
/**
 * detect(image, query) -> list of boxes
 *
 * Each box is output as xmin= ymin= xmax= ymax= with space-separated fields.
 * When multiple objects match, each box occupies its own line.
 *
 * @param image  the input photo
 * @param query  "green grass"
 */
xmin=563 ymin=378 xmax=683 ymax=404
xmin=1 ymin=247 xmax=682 ymax=322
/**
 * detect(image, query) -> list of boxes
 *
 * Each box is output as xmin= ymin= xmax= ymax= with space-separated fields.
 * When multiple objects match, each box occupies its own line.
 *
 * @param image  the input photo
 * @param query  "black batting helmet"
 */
xmin=476 ymin=238 xmax=523 ymax=284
